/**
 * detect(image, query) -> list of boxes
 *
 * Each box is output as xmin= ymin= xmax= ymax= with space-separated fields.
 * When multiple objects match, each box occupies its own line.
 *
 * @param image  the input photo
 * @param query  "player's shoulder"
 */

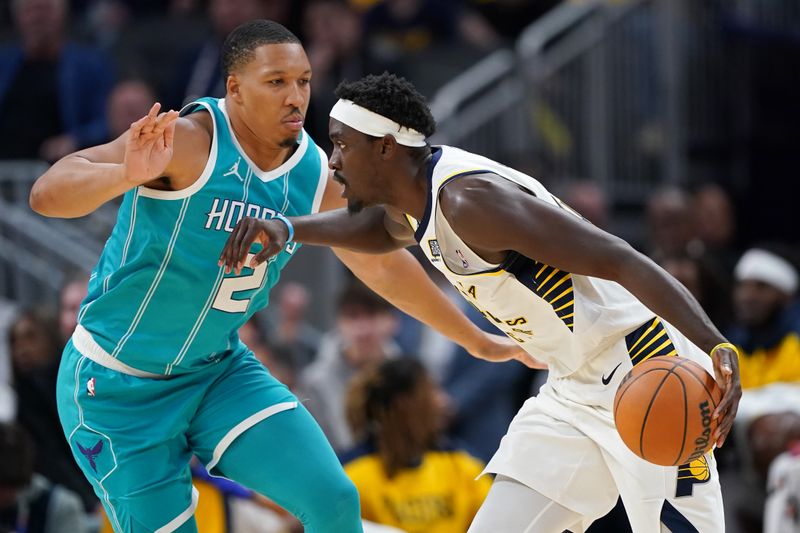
xmin=438 ymin=171 xmax=515 ymax=221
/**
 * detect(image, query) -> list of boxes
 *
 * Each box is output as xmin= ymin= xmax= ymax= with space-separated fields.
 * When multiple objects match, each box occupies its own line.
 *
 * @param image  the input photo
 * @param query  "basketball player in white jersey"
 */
xmin=219 ymin=73 xmax=741 ymax=532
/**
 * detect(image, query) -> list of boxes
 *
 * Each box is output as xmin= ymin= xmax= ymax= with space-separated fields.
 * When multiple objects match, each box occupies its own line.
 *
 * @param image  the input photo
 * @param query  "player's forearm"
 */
xmin=617 ymin=251 xmax=728 ymax=354
xmin=337 ymin=247 xmax=487 ymax=351
xmin=293 ymin=207 xmax=399 ymax=254
xmin=30 ymin=156 xmax=131 ymax=218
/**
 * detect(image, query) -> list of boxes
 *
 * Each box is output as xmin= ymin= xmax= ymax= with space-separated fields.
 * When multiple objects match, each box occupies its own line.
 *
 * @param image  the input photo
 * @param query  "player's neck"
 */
xmin=389 ymin=155 xmax=430 ymax=220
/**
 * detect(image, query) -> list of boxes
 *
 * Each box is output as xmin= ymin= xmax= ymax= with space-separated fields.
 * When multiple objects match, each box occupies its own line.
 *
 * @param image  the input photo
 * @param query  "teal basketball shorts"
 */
xmin=56 ymin=339 xmax=299 ymax=531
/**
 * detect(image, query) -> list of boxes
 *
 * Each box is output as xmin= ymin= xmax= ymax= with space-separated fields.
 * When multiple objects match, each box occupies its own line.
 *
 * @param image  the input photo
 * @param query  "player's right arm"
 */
xmin=29 ymin=103 xmax=204 ymax=219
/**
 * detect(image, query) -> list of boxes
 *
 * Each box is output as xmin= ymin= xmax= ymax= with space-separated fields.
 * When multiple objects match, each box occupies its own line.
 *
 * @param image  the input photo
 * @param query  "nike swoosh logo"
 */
xmin=602 ymin=362 xmax=623 ymax=385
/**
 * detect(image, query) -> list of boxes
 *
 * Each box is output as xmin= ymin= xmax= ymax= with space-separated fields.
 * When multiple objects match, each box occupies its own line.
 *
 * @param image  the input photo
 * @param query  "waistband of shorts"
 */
xmin=71 ymin=325 xmax=166 ymax=379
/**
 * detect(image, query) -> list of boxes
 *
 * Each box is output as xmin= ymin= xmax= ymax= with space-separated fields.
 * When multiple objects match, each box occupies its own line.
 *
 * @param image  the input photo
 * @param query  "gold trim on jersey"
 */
xmin=625 ymin=317 xmax=678 ymax=366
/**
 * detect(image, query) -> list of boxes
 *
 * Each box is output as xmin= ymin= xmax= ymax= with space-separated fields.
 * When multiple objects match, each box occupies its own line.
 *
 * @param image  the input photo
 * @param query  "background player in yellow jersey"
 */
xmin=220 ymin=72 xmax=742 ymax=532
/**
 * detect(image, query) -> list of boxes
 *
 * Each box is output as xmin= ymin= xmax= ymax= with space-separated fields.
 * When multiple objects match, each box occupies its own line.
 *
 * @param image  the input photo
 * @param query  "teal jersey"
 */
xmin=77 ymin=98 xmax=328 ymax=375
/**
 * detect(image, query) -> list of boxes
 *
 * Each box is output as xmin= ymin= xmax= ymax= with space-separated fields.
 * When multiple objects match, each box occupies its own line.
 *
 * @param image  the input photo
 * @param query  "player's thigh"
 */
xmin=468 ymin=475 xmax=585 ymax=533
xmin=56 ymin=343 xmax=201 ymax=532
xmin=609 ymin=450 xmax=724 ymax=533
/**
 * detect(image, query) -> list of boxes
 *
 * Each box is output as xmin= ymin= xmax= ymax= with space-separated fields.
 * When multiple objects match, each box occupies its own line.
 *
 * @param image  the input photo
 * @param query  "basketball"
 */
xmin=613 ymin=356 xmax=723 ymax=466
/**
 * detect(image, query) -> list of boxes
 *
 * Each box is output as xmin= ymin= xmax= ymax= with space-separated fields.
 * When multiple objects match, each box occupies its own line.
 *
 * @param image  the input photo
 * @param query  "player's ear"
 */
xmin=226 ymin=74 xmax=242 ymax=103
xmin=379 ymin=134 xmax=396 ymax=160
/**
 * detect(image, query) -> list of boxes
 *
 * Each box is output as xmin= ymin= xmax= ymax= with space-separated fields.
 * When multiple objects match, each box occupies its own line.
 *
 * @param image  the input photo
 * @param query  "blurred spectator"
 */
xmin=303 ymin=0 xmax=389 ymax=152
xmin=240 ymin=314 xmax=298 ymax=389
xmin=106 ymin=78 xmax=155 ymax=138
xmin=645 ymin=186 xmax=701 ymax=261
xmin=58 ymin=272 xmax=88 ymax=345
xmin=9 ymin=308 xmax=97 ymax=511
xmin=342 ymin=357 xmax=491 ymax=533
xmin=441 ymin=304 xmax=533 ymax=462
xmin=363 ymin=0 xmax=496 ymax=60
xmin=764 ymin=440 xmax=800 ymax=533
xmin=727 ymin=247 xmax=800 ymax=389
xmin=0 ymin=300 xmax=17 ymax=423
xmin=264 ymin=282 xmax=322 ymax=373
xmin=465 ymin=0 xmax=560 ymax=40
xmin=0 ymin=422 xmax=89 ymax=533
xmin=169 ymin=0 xmax=273 ymax=108
xmin=0 ymin=0 xmax=114 ymax=161
xmin=297 ymin=281 xmax=400 ymax=452
xmin=660 ymin=253 xmax=732 ymax=331
xmin=692 ymin=182 xmax=739 ymax=271
xmin=559 ymin=179 xmax=610 ymax=229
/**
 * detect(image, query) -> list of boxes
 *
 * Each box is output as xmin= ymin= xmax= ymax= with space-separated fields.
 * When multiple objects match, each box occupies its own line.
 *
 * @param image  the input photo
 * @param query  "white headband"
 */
xmin=329 ymin=99 xmax=427 ymax=147
xmin=735 ymin=248 xmax=798 ymax=294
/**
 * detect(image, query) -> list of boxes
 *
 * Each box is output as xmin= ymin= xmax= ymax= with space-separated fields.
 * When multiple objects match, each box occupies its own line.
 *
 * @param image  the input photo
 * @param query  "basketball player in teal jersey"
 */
xmin=29 ymin=22 xmax=526 ymax=533
xmin=221 ymin=73 xmax=743 ymax=532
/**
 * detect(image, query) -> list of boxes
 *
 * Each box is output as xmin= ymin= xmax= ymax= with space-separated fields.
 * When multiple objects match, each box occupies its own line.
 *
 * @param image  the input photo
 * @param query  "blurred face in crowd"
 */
xmin=693 ymin=185 xmax=735 ymax=249
xmin=647 ymin=189 xmax=694 ymax=257
xmin=662 ymin=256 xmax=702 ymax=302
xmin=13 ymin=0 xmax=66 ymax=52
xmin=279 ymin=283 xmax=310 ymax=323
xmin=227 ymin=43 xmax=311 ymax=149
xmin=108 ymin=81 xmax=156 ymax=139
xmin=10 ymin=315 xmax=56 ymax=373
xmin=59 ymin=278 xmax=88 ymax=343
xmin=337 ymin=306 xmax=397 ymax=368
xmin=210 ymin=0 xmax=266 ymax=37
xmin=733 ymin=279 xmax=791 ymax=329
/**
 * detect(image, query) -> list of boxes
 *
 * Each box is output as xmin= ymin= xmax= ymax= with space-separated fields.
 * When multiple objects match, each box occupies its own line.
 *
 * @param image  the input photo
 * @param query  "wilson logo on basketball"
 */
xmin=688 ymin=400 xmax=713 ymax=462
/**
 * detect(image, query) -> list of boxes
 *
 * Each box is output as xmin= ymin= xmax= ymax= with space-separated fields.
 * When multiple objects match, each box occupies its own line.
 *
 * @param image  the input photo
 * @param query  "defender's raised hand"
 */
xmin=218 ymin=217 xmax=290 ymax=275
xmin=124 ymin=103 xmax=180 ymax=185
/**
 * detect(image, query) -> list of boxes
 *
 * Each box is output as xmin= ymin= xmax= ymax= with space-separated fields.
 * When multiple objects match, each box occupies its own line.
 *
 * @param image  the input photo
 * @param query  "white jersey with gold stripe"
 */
xmin=407 ymin=146 xmax=656 ymax=378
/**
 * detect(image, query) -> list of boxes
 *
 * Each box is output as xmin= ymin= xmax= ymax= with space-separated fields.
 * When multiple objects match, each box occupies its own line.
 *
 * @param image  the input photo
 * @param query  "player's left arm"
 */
xmin=441 ymin=174 xmax=741 ymax=446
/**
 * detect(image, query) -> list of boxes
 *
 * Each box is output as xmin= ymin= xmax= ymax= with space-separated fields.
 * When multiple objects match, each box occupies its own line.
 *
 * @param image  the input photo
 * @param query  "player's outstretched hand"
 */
xmin=124 ymin=103 xmax=180 ymax=186
xmin=468 ymin=332 xmax=547 ymax=369
xmin=218 ymin=217 xmax=290 ymax=274
xmin=710 ymin=344 xmax=741 ymax=447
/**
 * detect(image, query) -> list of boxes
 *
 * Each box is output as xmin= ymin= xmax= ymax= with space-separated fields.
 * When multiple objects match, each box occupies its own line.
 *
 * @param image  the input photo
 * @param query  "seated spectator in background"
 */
xmin=764 ymin=438 xmax=800 ymax=533
xmin=263 ymin=282 xmax=322 ymax=374
xmin=363 ymin=0 xmax=497 ymax=59
xmin=168 ymin=0 xmax=272 ymax=107
xmin=58 ymin=272 xmax=89 ymax=345
xmin=303 ymin=0 xmax=384 ymax=153
xmin=342 ymin=358 xmax=491 ymax=533
xmin=0 ymin=422 xmax=88 ymax=533
xmin=559 ymin=179 xmax=610 ymax=230
xmin=0 ymin=300 xmax=17 ymax=423
xmin=727 ymin=247 xmax=800 ymax=389
xmin=692 ymin=182 xmax=739 ymax=272
xmin=9 ymin=308 xmax=97 ymax=511
xmin=660 ymin=253 xmax=732 ymax=332
xmin=0 ymin=0 xmax=114 ymax=161
xmin=298 ymin=281 xmax=400 ymax=452
xmin=442 ymin=304 xmax=534 ymax=462
xmin=645 ymin=186 xmax=702 ymax=261
xmin=106 ymin=78 xmax=156 ymax=139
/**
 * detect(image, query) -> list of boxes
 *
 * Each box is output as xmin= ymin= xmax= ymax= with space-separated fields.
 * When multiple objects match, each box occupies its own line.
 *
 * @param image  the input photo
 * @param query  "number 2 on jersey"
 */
xmin=212 ymin=253 xmax=268 ymax=313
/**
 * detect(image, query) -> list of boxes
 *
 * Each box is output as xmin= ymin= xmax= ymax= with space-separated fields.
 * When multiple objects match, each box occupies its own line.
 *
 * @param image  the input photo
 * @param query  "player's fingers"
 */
xmin=219 ymin=221 xmax=246 ymax=272
xmin=129 ymin=115 xmax=149 ymax=140
xmin=252 ymin=243 xmax=281 ymax=266
xmin=162 ymin=113 xmax=178 ymax=149
xmin=226 ymin=220 xmax=251 ymax=275
xmin=235 ymin=225 xmax=260 ymax=275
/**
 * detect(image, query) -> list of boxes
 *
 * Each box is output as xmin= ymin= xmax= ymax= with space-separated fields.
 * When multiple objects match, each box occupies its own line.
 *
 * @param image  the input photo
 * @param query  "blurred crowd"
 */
xmin=0 ymin=0 xmax=558 ymax=163
xmin=0 ymin=0 xmax=799 ymax=532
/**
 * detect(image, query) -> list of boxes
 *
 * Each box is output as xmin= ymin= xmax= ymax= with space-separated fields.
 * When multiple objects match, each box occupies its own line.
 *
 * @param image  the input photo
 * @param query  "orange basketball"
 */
xmin=613 ymin=356 xmax=723 ymax=466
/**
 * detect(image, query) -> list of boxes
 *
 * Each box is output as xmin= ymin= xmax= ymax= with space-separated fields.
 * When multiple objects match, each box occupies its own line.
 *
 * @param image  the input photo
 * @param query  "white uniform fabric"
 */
xmin=407 ymin=146 xmax=725 ymax=532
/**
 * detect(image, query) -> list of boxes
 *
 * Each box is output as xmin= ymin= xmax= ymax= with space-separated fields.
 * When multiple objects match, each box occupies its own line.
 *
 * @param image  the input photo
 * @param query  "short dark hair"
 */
xmin=220 ymin=20 xmax=301 ymax=81
xmin=0 ymin=423 xmax=34 ymax=488
xmin=336 ymin=280 xmax=393 ymax=316
xmin=334 ymin=73 xmax=437 ymax=138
